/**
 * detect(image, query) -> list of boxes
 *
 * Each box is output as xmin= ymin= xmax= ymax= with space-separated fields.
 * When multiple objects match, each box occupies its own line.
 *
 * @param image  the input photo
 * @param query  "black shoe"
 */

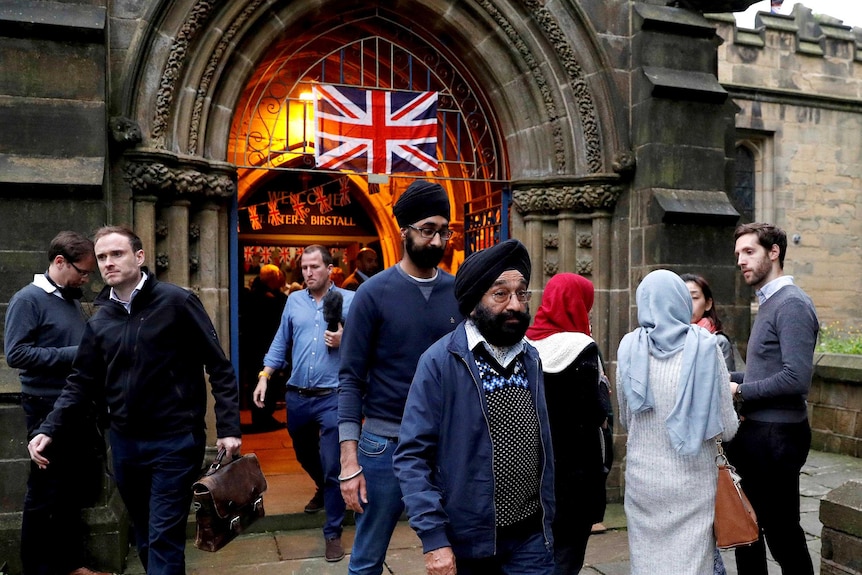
xmin=304 ymin=489 xmax=324 ymax=513
xmin=325 ymin=536 xmax=345 ymax=562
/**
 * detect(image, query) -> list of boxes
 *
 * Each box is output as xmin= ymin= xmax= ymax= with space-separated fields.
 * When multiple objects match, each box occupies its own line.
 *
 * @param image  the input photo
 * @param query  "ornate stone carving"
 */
xmin=189 ymin=255 xmax=200 ymax=273
xmin=577 ymin=232 xmax=592 ymax=248
xmin=512 ymin=183 xmax=623 ymax=214
xmin=155 ymin=221 xmax=169 ymax=239
xmin=189 ymin=223 xmax=201 ymax=240
xmin=124 ymin=159 xmax=236 ymax=202
xmin=477 ymin=0 xmax=565 ymax=172
xmin=576 ymin=258 xmax=593 ymax=275
xmin=544 ymin=260 xmax=559 ymax=277
xmin=188 ymin=0 xmax=265 ymax=155
xmin=544 ymin=233 xmax=559 ymax=248
xmin=522 ymin=1 xmax=603 ymax=173
xmin=152 ymin=0 xmax=218 ymax=148
xmin=109 ymin=116 xmax=142 ymax=147
xmin=156 ymin=253 xmax=170 ymax=271
xmin=612 ymin=151 xmax=636 ymax=176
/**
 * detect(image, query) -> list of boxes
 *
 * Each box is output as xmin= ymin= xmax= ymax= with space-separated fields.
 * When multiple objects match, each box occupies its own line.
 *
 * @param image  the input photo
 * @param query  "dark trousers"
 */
xmin=725 ymin=419 xmax=813 ymax=575
xmin=110 ymin=430 xmax=205 ymax=575
xmin=455 ymin=527 xmax=554 ymax=575
xmin=21 ymin=394 xmax=103 ymax=575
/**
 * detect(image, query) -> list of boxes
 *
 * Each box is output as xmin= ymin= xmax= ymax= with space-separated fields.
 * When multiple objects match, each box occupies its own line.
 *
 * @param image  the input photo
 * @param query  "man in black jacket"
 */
xmin=28 ymin=225 xmax=242 ymax=575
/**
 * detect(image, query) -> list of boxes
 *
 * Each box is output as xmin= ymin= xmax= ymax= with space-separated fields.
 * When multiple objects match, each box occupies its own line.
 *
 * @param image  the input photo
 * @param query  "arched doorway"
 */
xmin=225 ymin=7 xmax=512 ymax=506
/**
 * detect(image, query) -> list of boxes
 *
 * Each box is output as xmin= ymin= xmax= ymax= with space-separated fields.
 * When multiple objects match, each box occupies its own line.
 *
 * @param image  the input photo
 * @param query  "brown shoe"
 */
xmin=68 ymin=568 xmax=114 ymax=575
xmin=304 ymin=488 xmax=324 ymax=513
xmin=325 ymin=536 xmax=345 ymax=562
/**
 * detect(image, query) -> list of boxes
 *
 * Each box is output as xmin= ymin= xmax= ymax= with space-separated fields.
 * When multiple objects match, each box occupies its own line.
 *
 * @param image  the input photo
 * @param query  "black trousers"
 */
xmin=724 ymin=418 xmax=813 ymax=575
xmin=21 ymin=394 xmax=104 ymax=575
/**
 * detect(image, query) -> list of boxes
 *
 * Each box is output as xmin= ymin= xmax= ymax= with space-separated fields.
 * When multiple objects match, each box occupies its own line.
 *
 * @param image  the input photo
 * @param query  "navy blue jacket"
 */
xmin=39 ymin=272 xmax=241 ymax=440
xmin=393 ymin=322 xmax=555 ymax=558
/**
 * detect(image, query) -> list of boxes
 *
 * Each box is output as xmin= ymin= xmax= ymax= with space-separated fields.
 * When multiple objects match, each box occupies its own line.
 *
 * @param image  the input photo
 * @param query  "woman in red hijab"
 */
xmin=526 ymin=273 xmax=609 ymax=574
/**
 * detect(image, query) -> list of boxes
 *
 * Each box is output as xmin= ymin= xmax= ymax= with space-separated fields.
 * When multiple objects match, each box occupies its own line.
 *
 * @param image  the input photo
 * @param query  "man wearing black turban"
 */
xmin=393 ymin=239 xmax=555 ymax=575
xmin=338 ymin=180 xmax=463 ymax=575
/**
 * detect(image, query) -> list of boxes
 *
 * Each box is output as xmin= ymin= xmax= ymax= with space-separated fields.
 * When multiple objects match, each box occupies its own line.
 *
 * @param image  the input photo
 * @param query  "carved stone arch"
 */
xmin=124 ymin=0 xmax=626 ymax=184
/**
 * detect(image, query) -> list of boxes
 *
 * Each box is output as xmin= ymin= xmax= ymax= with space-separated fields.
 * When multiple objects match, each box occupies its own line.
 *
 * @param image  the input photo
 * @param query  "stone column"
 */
xmin=523 ymin=215 xmax=544 ymax=292
xmin=195 ymin=202 xmax=220 ymax=318
xmin=163 ymin=200 xmax=190 ymax=288
xmin=133 ymin=195 xmax=158 ymax=269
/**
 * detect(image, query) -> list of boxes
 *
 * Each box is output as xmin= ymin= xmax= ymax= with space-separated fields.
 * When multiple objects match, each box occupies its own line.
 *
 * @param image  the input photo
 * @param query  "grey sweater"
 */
xmin=733 ymin=284 xmax=818 ymax=423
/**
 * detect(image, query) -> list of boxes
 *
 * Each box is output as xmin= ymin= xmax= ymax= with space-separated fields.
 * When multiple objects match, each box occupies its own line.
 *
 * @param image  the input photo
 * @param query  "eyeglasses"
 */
xmin=407 ymin=225 xmax=453 ymax=241
xmin=68 ymin=260 xmax=96 ymax=277
xmin=486 ymin=289 xmax=532 ymax=304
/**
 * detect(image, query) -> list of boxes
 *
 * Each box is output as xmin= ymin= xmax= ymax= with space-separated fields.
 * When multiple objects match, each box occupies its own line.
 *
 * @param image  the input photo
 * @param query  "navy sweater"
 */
xmin=338 ymin=264 xmax=462 ymax=441
xmin=735 ymin=284 xmax=819 ymax=423
xmin=4 ymin=279 xmax=86 ymax=398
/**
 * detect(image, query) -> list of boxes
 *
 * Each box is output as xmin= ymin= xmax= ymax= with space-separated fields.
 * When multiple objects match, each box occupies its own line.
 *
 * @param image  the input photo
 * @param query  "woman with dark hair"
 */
xmin=680 ymin=273 xmax=736 ymax=371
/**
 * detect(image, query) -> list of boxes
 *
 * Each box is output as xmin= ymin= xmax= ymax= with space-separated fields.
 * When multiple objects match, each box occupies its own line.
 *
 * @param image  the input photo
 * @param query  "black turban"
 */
xmin=393 ymin=180 xmax=450 ymax=228
xmin=454 ymin=239 xmax=531 ymax=316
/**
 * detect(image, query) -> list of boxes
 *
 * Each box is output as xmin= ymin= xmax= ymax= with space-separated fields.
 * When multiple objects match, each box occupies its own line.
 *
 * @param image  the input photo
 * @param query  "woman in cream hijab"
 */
xmin=617 ymin=270 xmax=738 ymax=575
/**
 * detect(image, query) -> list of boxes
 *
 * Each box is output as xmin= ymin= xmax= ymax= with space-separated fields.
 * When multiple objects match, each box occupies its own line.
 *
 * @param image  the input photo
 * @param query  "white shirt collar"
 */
xmin=110 ymin=271 xmax=148 ymax=312
xmin=32 ymin=273 xmax=64 ymax=299
xmin=755 ymin=275 xmax=794 ymax=304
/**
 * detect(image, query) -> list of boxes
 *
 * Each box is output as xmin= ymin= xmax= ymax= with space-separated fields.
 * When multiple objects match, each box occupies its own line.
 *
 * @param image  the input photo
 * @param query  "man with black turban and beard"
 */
xmin=393 ymin=239 xmax=555 ymax=575
xmin=338 ymin=180 xmax=463 ymax=575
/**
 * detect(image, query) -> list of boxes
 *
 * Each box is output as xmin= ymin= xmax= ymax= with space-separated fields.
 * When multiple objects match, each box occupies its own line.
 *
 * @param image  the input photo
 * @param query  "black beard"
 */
xmin=405 ymin=234 xmax=445 ymax=269
xmin=472 ymin=302 xmax=531 ymax=347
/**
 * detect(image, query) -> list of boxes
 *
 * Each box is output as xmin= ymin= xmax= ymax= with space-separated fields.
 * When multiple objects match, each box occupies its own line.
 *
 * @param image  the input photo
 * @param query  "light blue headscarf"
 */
xmin=617 ymin=270 xmax=724 ymax=456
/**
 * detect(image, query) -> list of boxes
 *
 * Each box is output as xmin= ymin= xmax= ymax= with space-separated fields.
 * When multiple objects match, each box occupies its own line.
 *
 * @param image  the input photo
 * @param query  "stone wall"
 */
xmin=820 ymin=480 xmax=862 ymax=575
xmin=708 ymin=7 xmax=862 ymax=332
xmin=810 ymin=353 xmax=862 ymax=458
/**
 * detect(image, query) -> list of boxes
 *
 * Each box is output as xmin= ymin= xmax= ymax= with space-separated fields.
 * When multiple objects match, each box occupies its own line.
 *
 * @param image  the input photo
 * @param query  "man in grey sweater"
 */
xmin=727 ymin=223 xmax=818 ymax=575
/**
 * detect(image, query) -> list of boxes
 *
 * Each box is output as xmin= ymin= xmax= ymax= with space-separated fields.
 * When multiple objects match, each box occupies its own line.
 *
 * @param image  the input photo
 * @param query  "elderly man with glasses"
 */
xmin=393 ymin=239 xmax=556 ymax=575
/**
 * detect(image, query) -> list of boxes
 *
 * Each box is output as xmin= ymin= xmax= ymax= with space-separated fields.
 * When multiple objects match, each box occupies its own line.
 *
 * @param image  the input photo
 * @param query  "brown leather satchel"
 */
xmin=192 ymin=450 xmax=267 ymax=552
xmin=714 ymin=440 xmax=759 ymax=549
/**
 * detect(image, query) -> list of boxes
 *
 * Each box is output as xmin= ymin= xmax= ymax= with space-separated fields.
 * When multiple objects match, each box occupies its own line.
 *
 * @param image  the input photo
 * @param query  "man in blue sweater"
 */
xmin=338 ymin=180 xmax=462 ymax=575
xmin=728 ymin=223 xmax=819 ymax=575
xmin=5 ymin=231 xmax=110 ymax=575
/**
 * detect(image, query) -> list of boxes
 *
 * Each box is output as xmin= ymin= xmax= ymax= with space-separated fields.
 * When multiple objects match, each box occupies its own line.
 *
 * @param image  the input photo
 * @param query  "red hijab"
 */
xmin=525 ymin=273 xmax=594 ymax=340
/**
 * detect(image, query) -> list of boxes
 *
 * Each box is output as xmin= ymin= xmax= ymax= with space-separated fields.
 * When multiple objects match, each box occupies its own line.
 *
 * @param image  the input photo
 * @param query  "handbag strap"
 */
xmin=715 ymin=438 xmax=730 ymax=468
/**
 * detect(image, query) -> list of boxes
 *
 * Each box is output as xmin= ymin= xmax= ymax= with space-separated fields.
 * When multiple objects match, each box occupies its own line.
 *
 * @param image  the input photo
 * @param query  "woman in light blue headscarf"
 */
xmin=617 ymin=270 xmax=739 ymax=575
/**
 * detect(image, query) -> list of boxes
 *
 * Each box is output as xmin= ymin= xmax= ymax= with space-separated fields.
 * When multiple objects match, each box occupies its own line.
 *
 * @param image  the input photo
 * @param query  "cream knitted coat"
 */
xmin=617 ymin=349 xmax=739 ymax=575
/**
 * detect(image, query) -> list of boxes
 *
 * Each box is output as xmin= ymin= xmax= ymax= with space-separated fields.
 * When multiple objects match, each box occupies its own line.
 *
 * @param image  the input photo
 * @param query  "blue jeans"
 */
xmin=347 ymin=430 xmax=405 ymax=575
xmin=110 ymin=430 xmax=204 ymax=575
xmin=456 ymin=529 xmax=554 ymax=575
xmin=285 ymin=390 xmax=345 ymax=539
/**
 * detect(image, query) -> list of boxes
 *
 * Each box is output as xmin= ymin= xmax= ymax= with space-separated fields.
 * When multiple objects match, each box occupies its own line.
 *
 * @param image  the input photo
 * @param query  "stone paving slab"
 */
xmin=120 ymin=450 xmax=862 ymax=575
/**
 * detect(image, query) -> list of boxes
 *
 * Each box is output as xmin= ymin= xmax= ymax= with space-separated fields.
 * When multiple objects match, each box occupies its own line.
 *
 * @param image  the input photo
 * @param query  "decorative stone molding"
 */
xmin=544 ymin=260 xmax=559 ymax=276
xmin=577 ymin=232 xmax=592 ymax=248
xmin=522 ymin=0 xmax=603 ymax=173
xmin=151 ymin=0 xmax=218 ymax=149
xmin=109 ymin=116 xmax=143 ymax=148
xmin=612 ymin=151 xmax=636 ymax=176
xmin=512 ymin=182 xmax=623 ymax=214
xmin=477 ymin=0 xmax=565 ymax=172
xmin=156 ymin=253 xmax=170 ymax=271
xmin=189 ymin=255 xmax=200 ymax=273
xmin=123 ymin=154 xmax=237 ymax=203
xmin=189 ymin=223 xmax=201 ymax=240
xmin=155 ymin=221 xmax=169 ymax=238
xmin=544 ymin=233 xmax=559 ymax=248
xmin=187 ymin=0 xmax=265 ymax=155
xmin=576 ymin=258 xmax=593 ymax=275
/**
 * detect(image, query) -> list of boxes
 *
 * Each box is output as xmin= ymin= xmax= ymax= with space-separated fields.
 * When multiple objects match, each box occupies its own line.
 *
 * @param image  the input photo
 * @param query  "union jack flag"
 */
xmin=313 ymin=85 xmax=438 ymax=174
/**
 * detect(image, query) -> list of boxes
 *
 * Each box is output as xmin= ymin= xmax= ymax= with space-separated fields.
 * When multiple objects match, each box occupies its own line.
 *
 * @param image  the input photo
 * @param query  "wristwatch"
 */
xmin=734 ymin=385 xmax=744 ymax=402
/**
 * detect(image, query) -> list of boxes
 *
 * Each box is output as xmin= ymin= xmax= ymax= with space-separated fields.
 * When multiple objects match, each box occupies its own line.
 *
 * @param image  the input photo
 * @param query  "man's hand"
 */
xmin=217 ymin=436 xmax=242 ymax=458
xmin=28 ymin=434 xmax=53 ymax=469
xmin=252 ymin=377 xmax=268 ymax=408
xmin=324 ymin=322 xmax=344 ymax=349
xmin=424 ymin=546 xmax=456 ymax=575
xmin=340 ymin=440 xmax=367 ymax=513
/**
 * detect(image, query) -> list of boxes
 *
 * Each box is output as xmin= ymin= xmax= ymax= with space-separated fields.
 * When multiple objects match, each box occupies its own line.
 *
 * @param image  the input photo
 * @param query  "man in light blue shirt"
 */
xmin=254 ymin=244 xmax=353 ymax=562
